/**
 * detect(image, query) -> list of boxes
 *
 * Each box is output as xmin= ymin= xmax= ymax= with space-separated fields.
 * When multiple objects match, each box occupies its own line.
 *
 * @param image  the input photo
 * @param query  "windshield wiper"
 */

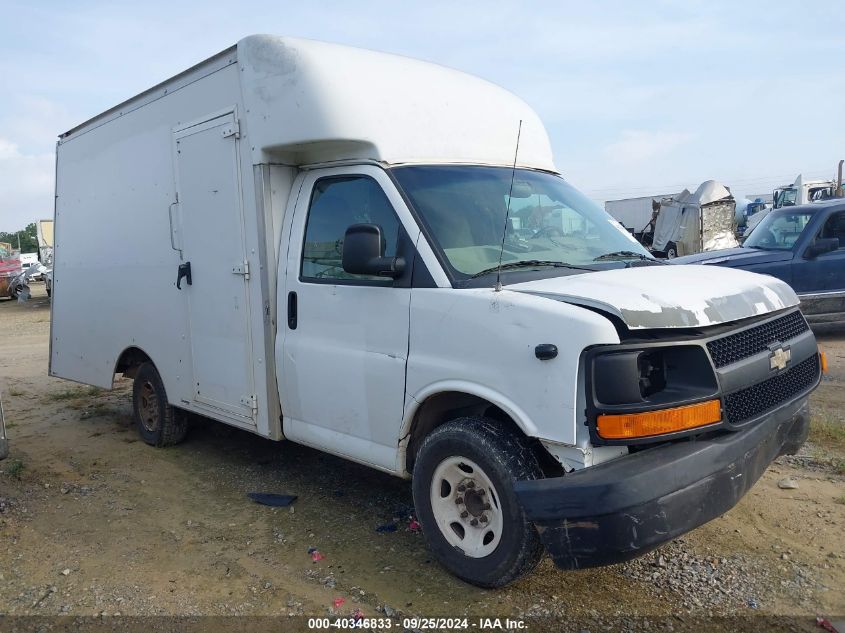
xmin=593 ymin=250 xmax=665 ymax=264
xmin=469 ymin=260 xmax=594 ymax=279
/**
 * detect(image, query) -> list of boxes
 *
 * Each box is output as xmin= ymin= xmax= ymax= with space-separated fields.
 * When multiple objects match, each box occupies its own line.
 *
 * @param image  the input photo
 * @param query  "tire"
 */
xmin=132 ymin=362 xmax=188 ymax=447
xmin=665 ymin=242 xmax=677 ymax=259
xmin=412 ymin=417 xmax=545 ymax=588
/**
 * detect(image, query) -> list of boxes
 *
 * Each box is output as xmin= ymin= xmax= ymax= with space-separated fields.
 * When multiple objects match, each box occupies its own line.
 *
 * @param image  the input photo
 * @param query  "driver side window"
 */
xmin=819 ymin=211 xmax=845 ymax=249
xmin=301 ymin=176 xmax=400 ymax=282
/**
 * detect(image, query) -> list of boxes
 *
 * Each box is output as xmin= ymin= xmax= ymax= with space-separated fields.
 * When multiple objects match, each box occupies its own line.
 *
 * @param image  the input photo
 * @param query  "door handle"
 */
xmin=287 ymin=291 xmax=297 ymax=329
xmin=177 ymin=262 xmax=192 ymax=289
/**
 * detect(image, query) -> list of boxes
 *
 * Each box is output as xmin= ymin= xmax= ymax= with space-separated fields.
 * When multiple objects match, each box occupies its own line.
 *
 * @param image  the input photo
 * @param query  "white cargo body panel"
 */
xmin=50 ymin=35 xmax=553 ymax=441
xmin=50 ymin=47 xmax=281 ymax=436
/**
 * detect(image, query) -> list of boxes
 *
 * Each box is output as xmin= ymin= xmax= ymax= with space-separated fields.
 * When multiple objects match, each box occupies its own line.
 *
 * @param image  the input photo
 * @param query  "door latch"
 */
xmin=176 ymin=261 xmax=192 ymax=289
xmin=232 ymin=261 xmax=250 ymax=279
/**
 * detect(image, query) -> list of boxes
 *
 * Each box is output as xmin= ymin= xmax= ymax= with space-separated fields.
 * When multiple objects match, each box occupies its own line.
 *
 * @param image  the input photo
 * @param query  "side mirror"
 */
xmin=805 ymin=237 xmax=839 ymax=259
xmin=342 ymin=224 xmax=405 ymax=278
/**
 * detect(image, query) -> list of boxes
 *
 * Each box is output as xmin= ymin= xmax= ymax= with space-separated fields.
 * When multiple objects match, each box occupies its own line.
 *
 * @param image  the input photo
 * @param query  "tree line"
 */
xmin=0 ymin=223 xmax=39 ymax=254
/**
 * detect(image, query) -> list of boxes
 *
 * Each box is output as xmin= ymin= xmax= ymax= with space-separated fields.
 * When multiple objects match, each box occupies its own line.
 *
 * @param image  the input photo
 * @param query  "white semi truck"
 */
xmin=51 ymin=35 xmax=822 ymax=587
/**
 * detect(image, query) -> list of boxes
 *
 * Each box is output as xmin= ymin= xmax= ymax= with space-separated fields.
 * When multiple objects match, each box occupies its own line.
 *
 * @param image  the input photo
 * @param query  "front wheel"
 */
xmin=412 ymin=418 xmax=545 ymax=588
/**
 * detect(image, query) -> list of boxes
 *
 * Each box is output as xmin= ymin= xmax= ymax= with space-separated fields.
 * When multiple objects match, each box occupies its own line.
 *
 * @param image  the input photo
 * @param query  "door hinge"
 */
xmin=221 ymin=121 xmax=240 ymax=139
xmin=232 ymin=261 xmax=250 ymax=280
xmin=240 ymin=394 xmax=257 ymax=414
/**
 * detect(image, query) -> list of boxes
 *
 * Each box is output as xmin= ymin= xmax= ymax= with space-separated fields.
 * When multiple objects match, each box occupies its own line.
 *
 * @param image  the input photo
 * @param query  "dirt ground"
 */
xmin=1 ymin=283 xmax=843 ymax=631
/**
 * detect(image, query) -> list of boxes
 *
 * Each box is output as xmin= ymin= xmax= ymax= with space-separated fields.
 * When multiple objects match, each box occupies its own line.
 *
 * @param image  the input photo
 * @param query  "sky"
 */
xmin=1 ymin=0 xmax=844 ymax=232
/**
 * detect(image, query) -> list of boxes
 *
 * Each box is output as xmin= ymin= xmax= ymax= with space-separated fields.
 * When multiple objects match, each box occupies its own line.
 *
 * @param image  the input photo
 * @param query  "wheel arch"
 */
xmin=113 ymin=345 xmax=154 ymax=380
xmin=400 ymin=383 xmax=540 ymax=476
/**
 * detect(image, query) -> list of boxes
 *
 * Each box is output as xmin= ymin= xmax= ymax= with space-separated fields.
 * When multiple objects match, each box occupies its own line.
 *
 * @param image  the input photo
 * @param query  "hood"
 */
xmin=507 ymin=265 xmax=798 ymax=330
xmin=672 ymin=247 xmax=792 ymax=266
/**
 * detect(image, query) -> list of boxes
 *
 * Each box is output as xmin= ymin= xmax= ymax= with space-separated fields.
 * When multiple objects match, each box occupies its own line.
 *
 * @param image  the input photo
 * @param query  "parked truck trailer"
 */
xmin=51 ymin=35 xmax=823 ymax=587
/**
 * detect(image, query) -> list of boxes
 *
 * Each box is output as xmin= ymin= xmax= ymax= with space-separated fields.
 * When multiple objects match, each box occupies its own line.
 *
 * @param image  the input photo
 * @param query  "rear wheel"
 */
xmin=412 ymin=417 xmax=545 ymax=588
xmin=132 ymin=362 xmax=188 ymax=447
xmin=665 ymin=242 xmax=678 ymax=259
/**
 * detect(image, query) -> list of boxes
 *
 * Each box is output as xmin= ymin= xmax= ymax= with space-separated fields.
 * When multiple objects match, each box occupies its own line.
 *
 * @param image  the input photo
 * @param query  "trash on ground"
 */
xmin=408 ymin=518 xmax=421 ymax=532
xmin=247 ymin=492 xmax=298 ymax=507
xmin=777 ymin=478 xmax=799 ymax=490
xmin=333 ymin=597 xmax=346 ymax=609
xmin=816 ymin=616 xmax=840 ymax=633
xmin=308 ymin=547 xmax=324 ymax=562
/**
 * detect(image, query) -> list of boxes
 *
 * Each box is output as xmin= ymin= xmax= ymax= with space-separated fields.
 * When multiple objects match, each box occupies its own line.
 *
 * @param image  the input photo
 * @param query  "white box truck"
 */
xmin=51 ymin=35 xmax=823 ymax=587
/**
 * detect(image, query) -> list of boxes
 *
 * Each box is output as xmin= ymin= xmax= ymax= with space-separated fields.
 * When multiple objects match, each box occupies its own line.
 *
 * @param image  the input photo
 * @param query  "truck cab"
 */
xmin=773 ymin=173 xmax=837 ymax=209
xmin=50 ymin=35 xmax=823 ymax=587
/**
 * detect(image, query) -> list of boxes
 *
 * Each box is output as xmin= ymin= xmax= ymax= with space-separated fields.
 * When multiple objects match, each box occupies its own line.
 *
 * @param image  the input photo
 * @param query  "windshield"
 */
xmin=744 ymin=210 xmax=814 ymax=250
xmin=773 ymin=187 xmax=798 ymax=209
xmin=391 ymin=165 xmax=650 ymax=279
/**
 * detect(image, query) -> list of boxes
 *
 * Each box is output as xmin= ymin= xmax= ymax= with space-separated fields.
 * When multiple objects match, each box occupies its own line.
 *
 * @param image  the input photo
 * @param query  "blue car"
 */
xmin=674 ymin=200 xmax=845 ymax=320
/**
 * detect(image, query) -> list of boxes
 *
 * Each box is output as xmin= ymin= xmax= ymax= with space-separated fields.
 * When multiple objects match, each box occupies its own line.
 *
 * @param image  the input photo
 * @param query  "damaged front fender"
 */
xmin=514 ymin=397 xmax=810 ymax=569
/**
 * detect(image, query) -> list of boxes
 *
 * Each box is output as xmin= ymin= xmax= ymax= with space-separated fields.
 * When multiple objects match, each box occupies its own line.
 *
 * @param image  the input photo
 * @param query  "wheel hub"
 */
xmin=138 ymin=381 xmax=160 ymax=433
xmin=456 ymin=480 xmax=491 ymax=520
xmin=429 ymin=456 xmax=503 ymax=558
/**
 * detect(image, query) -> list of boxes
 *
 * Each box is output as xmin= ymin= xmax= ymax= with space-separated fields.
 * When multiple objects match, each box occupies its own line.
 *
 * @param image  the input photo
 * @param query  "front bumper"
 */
xmin=514 ymin=396 xmax=810 ymax=569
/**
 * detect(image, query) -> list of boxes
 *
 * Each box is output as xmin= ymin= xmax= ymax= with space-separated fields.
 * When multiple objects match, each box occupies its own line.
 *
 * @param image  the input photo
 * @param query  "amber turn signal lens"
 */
xmin=597 ymin=399 xmax=722 ymax=440
xmin=819 ymin=351 xmax=828 ymax=374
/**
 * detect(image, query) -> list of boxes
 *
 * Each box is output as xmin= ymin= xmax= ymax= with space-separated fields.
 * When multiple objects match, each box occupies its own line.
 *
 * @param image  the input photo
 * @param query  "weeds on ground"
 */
xmin=79 ymin=403 xmax=114 ymax=419
xmin=809 ymin=416 xmax=845 ymax=450
xmin=44 ymin=388 xmax=84 ymax=402
xmin=4 ymin=459 xmax=25 ymax=480
xmin=8 ymin=388 xmax=25 ymax=397
xmin=835 ymin=495 xmax=845 ymax=505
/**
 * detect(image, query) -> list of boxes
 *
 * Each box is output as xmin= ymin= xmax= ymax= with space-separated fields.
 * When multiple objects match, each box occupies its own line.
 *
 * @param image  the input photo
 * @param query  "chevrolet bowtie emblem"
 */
xmin=769 ymin=346 xmax=791 ymax=371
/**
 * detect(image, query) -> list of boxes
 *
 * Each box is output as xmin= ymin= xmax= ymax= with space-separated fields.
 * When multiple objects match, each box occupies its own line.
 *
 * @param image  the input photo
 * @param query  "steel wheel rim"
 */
xmin=138 ymin=381 xmax=160 ymax=433
xmin=429 ymin=456 xmax=503 ymax=558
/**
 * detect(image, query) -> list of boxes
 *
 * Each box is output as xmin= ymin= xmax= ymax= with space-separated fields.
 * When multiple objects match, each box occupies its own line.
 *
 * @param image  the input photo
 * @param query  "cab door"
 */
xmin=794 ymin=210 xmax=845 ymax=293
xmin=278 ymin=166 xmax=420 ymax=470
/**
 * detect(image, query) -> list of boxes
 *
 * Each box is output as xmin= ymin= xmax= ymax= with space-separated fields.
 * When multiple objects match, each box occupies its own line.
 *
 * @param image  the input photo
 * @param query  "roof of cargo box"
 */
xmin=61 ymin=35 xmax=556 ymax=171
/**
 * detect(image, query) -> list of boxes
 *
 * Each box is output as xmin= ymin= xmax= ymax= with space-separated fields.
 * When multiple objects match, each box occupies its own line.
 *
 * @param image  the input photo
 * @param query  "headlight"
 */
xmin=587 ymin=344 xmax=721 ymax=444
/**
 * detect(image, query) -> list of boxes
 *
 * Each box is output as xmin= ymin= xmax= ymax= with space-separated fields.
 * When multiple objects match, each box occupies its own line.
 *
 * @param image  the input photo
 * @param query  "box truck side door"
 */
xmin=278 ymin=166 xmax=420 ymax=471
xmin=173 ymin=111 xmax=256 ymax=423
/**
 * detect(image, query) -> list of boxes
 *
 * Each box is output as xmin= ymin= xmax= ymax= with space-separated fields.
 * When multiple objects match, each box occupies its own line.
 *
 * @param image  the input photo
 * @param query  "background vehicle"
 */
xmin=20 ymin=261 xmax=46 ymax=282
xmin=36 ymin=219 xmax=54 ymax=267
xmin=0 ymin=245 xmax=21 ymax=300
xmin=606 ymin=181 xmax=738 ymax=258
xmin=674 ymin=200 xmax=845 ymax=320
xmin=604 ymin=193 xmax=675 ymax=242
xmin=773 ymin=173 xmax=837 ymax=209
xmin=51 ymin=35 xmax=821 ymax=587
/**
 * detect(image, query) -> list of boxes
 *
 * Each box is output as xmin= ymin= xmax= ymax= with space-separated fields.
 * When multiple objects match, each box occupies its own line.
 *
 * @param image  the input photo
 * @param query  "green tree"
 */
xmin=0 ymin=223 xmax=38 ymax=253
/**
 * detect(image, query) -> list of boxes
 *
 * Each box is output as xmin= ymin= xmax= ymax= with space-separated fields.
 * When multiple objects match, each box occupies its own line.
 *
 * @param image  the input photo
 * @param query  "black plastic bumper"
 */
xmin=514 ymin=396 xmax=811 ymax=569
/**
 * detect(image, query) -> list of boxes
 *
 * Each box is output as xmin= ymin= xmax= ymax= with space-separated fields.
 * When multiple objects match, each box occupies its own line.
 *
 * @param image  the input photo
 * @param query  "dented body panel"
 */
xmin=508 ymin=265 xmax=799 ymax=329
xmin=515 ymin=398 xmax=811 ymax=569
